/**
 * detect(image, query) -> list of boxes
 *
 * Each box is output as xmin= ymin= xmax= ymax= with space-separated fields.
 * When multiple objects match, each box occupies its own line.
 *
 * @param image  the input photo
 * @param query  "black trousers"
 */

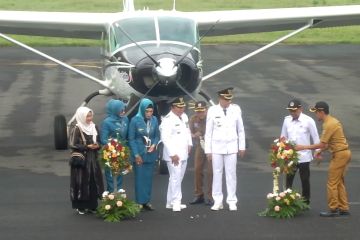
xmin=286 ymin=162 xmax=310 ymax=204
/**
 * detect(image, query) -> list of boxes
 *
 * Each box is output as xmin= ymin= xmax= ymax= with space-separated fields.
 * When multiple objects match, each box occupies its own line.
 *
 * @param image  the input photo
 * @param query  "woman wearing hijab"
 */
xmin=100 ymin=99 xmax=129 ymax=192
xmin=69 ymin=106 xmax=104 ymax=215
xmin=128 ymin=98 xmax=160 ymax=210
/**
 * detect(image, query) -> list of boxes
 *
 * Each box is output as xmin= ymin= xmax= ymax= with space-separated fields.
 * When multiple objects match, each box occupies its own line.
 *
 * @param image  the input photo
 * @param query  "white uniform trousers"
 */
xmin=166 ymin=160 xmax=187 ymax=206
xmin=212 ymin=153 xmax=238 ymax=206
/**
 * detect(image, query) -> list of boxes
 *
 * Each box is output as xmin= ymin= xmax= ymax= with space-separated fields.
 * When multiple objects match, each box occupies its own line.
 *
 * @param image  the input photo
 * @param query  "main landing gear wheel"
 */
xmin=54 ymin=114 xmax=68 ymax=150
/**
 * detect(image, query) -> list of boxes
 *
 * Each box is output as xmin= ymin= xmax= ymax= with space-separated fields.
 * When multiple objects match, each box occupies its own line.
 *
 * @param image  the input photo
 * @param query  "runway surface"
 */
xmin=0 ymin=45 xmax=359 ymax=239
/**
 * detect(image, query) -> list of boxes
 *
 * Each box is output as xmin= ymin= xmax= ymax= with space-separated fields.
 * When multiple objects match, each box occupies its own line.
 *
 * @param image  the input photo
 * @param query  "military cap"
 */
xmin=286 ymin=99 xmax=302 ymax=110
xmin=193 ymin=101 xmax=207 ymax=112
xmin=217 ymin=87 xmax=233 ymax=100
xmin=309 ymin=101 xmax=329 ymax=112
xmin=171 ymin=96 xmax=186 ymax=107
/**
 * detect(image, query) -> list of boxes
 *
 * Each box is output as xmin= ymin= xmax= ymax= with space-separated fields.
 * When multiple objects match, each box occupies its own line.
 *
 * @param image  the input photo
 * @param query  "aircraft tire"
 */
xmin=54 ymin=114 xmax=68 ymax=150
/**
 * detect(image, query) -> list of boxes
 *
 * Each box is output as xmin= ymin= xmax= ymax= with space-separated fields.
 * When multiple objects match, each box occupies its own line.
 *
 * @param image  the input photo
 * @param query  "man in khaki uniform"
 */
xmin=296 ymin=101 xmax=351 ymax=217
xmin=189 ymin=101 xmax=213 ymax=206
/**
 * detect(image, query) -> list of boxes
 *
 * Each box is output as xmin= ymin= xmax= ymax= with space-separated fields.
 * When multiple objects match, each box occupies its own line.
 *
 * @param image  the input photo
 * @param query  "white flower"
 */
xmin=105 ymin=162 xmax=111 ymax=167
xmin=118 ymin=189 xmax=126 ymax=193
xmin=267 ymin=193 xmax=274 ymax=199
xmin=108 ymin=194 xmax=115 ymax=200
xmin=279 ymin=192 xmax=286 ymax=198
xmin=274 ymin=138 xmax=279 ymax=143
xmin=296 ymin=193 xmax=301 ymax=198
xmin=105 ymin=205 xmax=111 ymax=210
xmin=274 ymin=206 xmax=281 ymax=212
xmin=275 ymin=167 xmax=281 ymax=173
xmin=102 ymin=191 xmax=109 ymax=198
xmin=288 ymin=161 xmax=294 ymax=167
xmin=286 ymin=188 xmax=292 ymax=193
xmin=275 ymin=196 xmax=281 ymax=201
xmin=116 ymin=201 xmax=123 ymax=207
xmin=121 ymin=194 xmax=127 ymax=198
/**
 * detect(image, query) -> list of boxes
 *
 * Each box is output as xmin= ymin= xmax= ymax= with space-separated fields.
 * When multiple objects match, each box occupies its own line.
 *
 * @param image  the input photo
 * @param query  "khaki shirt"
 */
xmin=189 ymin=114 xmax=206 ymax=145
xmin=321 ymin=115 xmax=349 ymax=153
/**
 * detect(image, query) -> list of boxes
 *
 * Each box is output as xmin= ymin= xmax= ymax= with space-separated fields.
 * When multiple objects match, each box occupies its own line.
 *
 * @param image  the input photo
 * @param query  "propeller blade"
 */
xmin=117 ymin=24 xmax=159 ymax=66
xmin=174 ymin=19 xmax=220 ymax=66
xmin=124 ymin=80 xmax=160 ymax=116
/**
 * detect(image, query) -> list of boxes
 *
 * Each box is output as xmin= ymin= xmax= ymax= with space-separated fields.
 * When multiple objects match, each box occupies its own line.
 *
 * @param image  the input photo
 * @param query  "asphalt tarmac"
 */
xmin=0 ymin=45 xmax=359 ymax=240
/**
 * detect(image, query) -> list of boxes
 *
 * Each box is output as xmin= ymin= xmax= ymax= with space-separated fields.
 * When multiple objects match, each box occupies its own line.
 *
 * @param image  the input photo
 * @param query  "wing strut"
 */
xmin=201 ymin=20 xmax=317 ymax=82
xmin=0 ymin=32 xmax=110 ymax=89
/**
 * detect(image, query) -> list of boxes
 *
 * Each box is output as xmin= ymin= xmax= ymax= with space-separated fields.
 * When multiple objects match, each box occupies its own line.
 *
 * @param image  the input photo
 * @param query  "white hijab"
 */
xmin=75 ymin=106 xmax=97 ymax=143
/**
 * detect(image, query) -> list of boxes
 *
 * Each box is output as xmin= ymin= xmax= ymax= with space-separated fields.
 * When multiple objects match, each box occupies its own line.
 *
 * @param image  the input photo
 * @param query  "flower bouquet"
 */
xmin=97 ymin=189 xmax=140 ymax=222
xmin=100 ymin=138 xmax=132 ymax=176
xmin=259 ymin=189 xmax=309 ymax=218
xmin=259 ymin=137 xmax=309 ymax=218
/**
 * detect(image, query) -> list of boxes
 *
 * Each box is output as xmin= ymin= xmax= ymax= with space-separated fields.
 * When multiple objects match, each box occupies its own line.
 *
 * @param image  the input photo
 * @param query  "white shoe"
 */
xmin=76 ymin=209 xmax=85 ymax=215
xmin=229 ymin=204 xmax=237 ymax=211
xmin=166 ymin=204 xmax=186 ymax=209
xmin=172 ymin=204 xmax=181 ymax=212
xmin=211 ymin=204 xmax=224 ymax=211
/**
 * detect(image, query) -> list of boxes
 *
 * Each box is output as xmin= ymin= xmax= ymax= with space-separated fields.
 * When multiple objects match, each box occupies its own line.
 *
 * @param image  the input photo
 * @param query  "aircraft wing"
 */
xmin=0 ymin=11 xmax=119 ymax=39
xmin=0 ymin=5 xmax=360 ymax=39
xmin=184 ymin=5 xmax=360 ymax=36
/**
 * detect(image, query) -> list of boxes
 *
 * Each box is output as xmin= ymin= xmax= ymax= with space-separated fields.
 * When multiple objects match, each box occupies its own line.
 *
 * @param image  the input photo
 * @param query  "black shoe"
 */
xmin=189 ymin=196 xmax=205 ymax=204
xmin=142 ymin=203 xmax=154 ymax=211
xmin=205 ymin=199 xmax=214 ymax=206
xmin=319 ymin=209 xmax=339 ymax=217
xmin=339 ymin=210 xmax=350 ymax=216
xmin=86 ymin=209 xmax=97 ymax=214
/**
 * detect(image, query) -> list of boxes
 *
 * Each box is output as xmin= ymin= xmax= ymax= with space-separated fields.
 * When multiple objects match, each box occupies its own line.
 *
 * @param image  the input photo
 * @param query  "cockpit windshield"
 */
xmin=110 ymin=16 xmax=198 ymax=52
xmin=158 ymin=16 xmax=197 ymax=45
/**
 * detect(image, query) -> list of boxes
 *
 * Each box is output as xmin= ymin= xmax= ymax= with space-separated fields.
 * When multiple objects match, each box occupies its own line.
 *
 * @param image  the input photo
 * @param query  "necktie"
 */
xmin=223 ymin=108 xmax=227 ymax=116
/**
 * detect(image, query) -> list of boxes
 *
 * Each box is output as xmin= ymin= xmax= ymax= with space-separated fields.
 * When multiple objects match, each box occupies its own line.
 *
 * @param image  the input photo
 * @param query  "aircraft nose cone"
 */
xmin=155 ymin=58 xmax=178 ymax=82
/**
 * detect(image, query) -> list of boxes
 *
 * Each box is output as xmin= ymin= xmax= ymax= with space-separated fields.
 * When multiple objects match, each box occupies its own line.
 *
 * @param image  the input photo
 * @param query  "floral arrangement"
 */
xmin=100 ymin=138 xmax=132 ymax=176
xmin=97 ymin=189 xmax=140 ymax=222
xmin=269 ymin=137 xmax=299 ymax=175
xmin=259 ymin=189 xmax=309 ymax=218
xmin=259 ymin=137 xmax=308 ymax=218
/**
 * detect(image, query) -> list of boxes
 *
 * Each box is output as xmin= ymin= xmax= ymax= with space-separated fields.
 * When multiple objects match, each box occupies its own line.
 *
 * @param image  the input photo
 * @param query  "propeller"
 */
xmin=116 ymin=23 xmax=159 ymax=67
xmin=174 ymin=19 xmax=220 ymax=66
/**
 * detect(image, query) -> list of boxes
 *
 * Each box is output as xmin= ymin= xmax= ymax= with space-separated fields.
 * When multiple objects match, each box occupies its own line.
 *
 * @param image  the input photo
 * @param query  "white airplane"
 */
xmin=1 ymin=0 xmax=360 ymax=151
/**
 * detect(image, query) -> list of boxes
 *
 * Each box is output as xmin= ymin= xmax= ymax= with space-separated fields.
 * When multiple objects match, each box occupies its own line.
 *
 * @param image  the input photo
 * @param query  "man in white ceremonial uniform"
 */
xmin=205 ymin=88 xmax=246 ymax=211
xmin=160 ymin=97 xmax=192 ymax=212
xmin=281 ymin=99 xmax=320 ymax=204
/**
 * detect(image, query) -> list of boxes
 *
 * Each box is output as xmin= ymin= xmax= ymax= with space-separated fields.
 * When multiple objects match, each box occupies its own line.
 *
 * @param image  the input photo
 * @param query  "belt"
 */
xmin=333 ymin=148 xmax=349 ymax=153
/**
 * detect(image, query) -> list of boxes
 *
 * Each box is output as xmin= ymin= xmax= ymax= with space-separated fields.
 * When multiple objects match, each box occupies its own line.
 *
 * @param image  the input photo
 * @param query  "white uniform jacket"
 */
xmin=280 ymin=112 xmax=320 ymax=163
xmin=160 ymin=111 xmax=192 ymax=161
xmin=205 ymin=103 xmax=245 ymax=154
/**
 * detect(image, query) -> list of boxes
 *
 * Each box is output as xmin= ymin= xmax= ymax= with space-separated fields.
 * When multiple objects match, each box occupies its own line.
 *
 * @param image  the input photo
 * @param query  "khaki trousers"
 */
xmin=194 ymin=146 xmax=213 ymax=200
xmin=327 ymin=149 xmax=351 ymax=211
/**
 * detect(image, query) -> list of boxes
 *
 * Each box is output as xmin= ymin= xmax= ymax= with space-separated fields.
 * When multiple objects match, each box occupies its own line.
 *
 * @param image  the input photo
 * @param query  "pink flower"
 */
xmin=274 ymin=206 xmax=281 ymax=212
